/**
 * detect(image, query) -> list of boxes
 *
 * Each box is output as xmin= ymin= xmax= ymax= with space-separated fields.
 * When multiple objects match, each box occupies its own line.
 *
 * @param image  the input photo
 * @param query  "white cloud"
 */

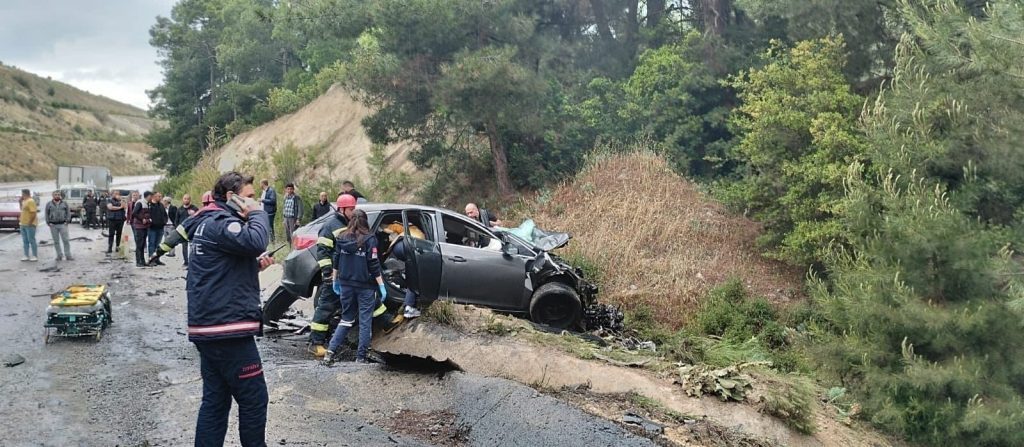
xmin=0 ymin=0 xmax=176 ymax=110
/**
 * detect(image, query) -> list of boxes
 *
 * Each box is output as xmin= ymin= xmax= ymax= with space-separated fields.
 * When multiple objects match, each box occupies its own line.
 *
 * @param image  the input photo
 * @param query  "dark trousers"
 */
xmin=107 ymin=220 xmax=124 ymax=252
xmin=134 ymin=228 xmax=147 ymax=265
xmin=266 ymin=213 xmax=276 ymax=240
xmin=182 ymin=241 xmax=190 ymax=265
xmin=85 ymin=210 xmax=97 ymax=228
xmin=327 ymin=286 xmax=376 ymax=360
xmin=194 ymin=337 xmax=268 ymax=447
xmin=147 ymin=227 xmax=163 ymax=257
xmin=309 ymin=283 xmax=340 ymax=345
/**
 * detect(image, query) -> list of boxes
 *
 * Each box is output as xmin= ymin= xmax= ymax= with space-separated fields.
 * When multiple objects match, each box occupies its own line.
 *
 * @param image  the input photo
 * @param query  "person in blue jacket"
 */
xmin=260 ymin=179 xmax=277 ymax=241
xmin=324 ymin=209 xmax=387 ymax=364
xmin=183 ymin=171 xmax=274 ymax=447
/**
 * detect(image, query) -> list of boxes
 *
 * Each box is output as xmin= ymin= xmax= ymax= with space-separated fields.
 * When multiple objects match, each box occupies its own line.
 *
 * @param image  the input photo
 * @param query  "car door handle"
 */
xmin=447 ymin=256 xmax=466 ymax=262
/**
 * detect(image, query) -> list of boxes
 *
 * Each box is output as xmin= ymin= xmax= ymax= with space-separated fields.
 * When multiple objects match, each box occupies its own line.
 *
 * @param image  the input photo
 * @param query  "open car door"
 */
xmin=402 ymin=209 xmax=442 ymax=302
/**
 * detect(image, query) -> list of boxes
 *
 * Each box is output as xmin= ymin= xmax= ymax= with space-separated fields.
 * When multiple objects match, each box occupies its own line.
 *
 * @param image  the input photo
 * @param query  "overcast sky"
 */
xmin=0 ymin=0 xmax=177 ymax=110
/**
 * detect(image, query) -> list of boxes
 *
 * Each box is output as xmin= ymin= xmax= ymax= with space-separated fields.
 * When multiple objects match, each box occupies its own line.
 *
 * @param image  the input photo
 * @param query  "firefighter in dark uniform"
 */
xmin=307 ymin=193 xmax=357 ymax=357
xmin=183 ymin=172 xmax=273 ymax=447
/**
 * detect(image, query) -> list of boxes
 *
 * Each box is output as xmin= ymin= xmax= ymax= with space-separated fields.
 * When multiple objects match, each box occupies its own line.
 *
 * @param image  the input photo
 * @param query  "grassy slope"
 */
xmin=0 ymin=64 xmax=161 ymax=181
xmin=526 ymin=152 xmax=805 ymax=329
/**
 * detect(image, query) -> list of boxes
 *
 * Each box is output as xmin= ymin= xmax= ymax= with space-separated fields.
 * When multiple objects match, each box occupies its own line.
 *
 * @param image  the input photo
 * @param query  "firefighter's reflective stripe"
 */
xmin=317 ymin=258 xmax=332 ymax=268
xmin=317 ymin=237 xmax=334 ymax=248
xmin=176 ymin=225 xmax=189 ymax=241
xmin=373 ymin=303 xmax=387 ymax=318
xmin=159 ymin=242 xmax=173 ymax=252
xmin=310 ymin=322 xmax=330 ymax=332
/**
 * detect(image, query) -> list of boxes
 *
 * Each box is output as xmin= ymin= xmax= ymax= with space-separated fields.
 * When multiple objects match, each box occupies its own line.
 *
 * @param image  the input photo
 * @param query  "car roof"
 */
xmin=356 ymin=203 xmax=462 ymax=216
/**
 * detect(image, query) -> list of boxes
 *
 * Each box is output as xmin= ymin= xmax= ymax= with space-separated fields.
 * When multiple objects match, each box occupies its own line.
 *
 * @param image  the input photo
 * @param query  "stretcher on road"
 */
xmin=44 ymin=284 xmax=112 ymax=343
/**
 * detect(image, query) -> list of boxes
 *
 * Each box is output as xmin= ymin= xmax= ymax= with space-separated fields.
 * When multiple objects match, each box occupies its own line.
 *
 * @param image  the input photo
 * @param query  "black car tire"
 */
xmin=263 ymin=285 xmax=300 ymax=325
xmin=529 ymin=282 xmax=582 ymax=329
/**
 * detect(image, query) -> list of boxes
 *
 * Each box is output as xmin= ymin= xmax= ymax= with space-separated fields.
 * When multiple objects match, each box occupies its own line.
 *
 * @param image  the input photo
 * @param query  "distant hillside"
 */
xmin=0 ymin=63 xmax=161 ymax=181
xmin=215 ymin=85 xmax=420 ymax=195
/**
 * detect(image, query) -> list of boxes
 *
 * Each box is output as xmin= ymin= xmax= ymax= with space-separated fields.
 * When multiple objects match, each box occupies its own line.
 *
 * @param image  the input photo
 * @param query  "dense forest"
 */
xmin=148 ymin=0 xmax=1024 ymax=444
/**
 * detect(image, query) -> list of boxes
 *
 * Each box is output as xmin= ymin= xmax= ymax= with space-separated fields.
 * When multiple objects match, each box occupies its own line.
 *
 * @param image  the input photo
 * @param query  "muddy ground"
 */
xmin=0 ymin=224 xmax=657 ymax=447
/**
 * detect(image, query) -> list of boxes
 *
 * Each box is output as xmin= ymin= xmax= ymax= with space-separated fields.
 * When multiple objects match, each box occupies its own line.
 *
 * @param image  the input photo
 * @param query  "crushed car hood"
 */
xmin=498 ymin=219 xmax=571 ymax=251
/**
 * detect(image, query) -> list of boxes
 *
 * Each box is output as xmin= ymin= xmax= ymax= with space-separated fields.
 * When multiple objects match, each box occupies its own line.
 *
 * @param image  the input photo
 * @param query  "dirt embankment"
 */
xmin=372 ymin=305 xmax=892 ymax=447
xmin=0 ymin=64 xmax=161 ymax=181
xmin=214 ymin=85 xmax=421 ymax=193
xmin=525 ymin=152 xmax=805 ymax=328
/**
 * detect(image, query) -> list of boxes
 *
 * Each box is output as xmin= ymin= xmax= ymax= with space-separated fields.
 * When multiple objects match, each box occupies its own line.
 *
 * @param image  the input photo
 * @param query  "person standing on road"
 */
xmin=307 ymin=193 xmax=356 ymax=358
xmin=311 ymin=191 xmax=331 ymax=220
xmin=19 ymin=189 xmax=38 ymax=262
xmin=325 ymin=209 xmax=386 ymax=364
xmin=131 ymin=191 xmax=153 ymax=267
xmin=45 ymin=190 xmax=72 ymax=261
xmin=162 ymin=196 xmax=179 ymax=258
xmin=105 ymin=190 xmax=127 ymax=255
xmin=176 ymin=194 xmax=199 ymax=266
xmin=148 ymin=193 xmax=168 ymax=259
xmin=282 ymin=183 xmax=304 ymax=246
xmin=185 ymin=171 xmax=272 ymax=447
xmin=260 ymin=180 xmax=277 ymax=241
xmin=83 ymin=191 xmax=99 ymax=229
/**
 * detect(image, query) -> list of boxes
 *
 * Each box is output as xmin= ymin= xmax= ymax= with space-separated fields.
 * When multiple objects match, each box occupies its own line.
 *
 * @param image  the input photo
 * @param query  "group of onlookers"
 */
xmin=16 ymin=188 xmax=201 ymax=266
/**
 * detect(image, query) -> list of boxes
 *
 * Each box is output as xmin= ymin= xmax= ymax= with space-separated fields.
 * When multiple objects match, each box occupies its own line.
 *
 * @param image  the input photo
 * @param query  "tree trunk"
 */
xmin=647 ymin=0 xmax=666 ymax=28
xmin=697 ymin=0 xmax=731 ymax=37
xmin=589 ymin=0 xmax=615 ymax=44
xmin=484 ymin=117 xmax=514 ymax=199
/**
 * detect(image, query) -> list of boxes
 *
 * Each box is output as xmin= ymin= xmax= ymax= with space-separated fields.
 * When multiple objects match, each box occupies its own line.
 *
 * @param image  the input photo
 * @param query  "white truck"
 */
xmin=56 ymin=165 xmax=112 ymax=222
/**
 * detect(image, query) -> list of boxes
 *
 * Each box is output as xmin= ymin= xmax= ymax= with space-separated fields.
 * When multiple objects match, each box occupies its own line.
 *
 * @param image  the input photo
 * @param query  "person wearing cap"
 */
xmin=307 ymin=193 xmax=357 ymax=357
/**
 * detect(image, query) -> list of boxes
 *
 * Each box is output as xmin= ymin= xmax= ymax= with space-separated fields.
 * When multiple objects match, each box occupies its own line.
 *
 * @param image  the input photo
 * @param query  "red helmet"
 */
xmin=336 ymin=193 xmax=357 ymax=209
xmin=201 ymin=191 xmax=214 ymax=205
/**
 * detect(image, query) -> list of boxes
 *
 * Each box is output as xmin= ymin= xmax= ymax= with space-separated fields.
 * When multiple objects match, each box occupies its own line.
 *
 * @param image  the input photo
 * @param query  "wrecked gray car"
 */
xmin=263 ymin=203 xmax=600 ymax=329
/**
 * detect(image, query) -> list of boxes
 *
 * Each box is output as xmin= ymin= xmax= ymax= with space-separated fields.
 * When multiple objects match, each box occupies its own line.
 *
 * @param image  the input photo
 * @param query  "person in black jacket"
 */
xmin=83 ymin=191 xmax=99 ymax=229
xmin=311 ymin=191 xmax=331 ymax=220
xmin=105 ymin=190 xmax=126 ymax=254
xmin=338 ymin=180 xmax=367 ymax=202
xmin=184 ymin=171 xmax=273 ymax=447
xmin=324 ymin=209 xmax=386 ymax=364
xmin=147 ymin=193 xmax=168 ymax=259
xmin=307 ymin=193 xmax=356 ymax=357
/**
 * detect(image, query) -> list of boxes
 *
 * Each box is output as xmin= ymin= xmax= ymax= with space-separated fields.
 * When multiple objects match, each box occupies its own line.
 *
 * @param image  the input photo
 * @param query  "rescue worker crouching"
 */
xmin=183 ymin=172 xmax=273 ymax=446
xmin=325 ymin=209 xmax=387 ymax=364
xmin=307 ymin=193 xmax=356 ymax=357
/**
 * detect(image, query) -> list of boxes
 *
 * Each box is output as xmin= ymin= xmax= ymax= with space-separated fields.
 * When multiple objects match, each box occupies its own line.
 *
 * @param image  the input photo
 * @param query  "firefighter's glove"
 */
xmin=379 ymin=284 xmax=387 ymax=303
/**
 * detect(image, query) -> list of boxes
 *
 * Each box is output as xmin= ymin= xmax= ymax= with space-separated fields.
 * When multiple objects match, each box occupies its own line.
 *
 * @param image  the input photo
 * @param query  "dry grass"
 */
xmin=527 ymin=152 xmax=804 ymax=329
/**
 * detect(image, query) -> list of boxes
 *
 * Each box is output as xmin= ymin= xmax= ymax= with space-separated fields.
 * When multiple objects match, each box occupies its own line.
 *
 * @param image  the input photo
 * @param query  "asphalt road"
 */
xmin=0 ymin=222 xmax=656 ymax=446
xmin=0 ymin=174 xmax=163 ymax=198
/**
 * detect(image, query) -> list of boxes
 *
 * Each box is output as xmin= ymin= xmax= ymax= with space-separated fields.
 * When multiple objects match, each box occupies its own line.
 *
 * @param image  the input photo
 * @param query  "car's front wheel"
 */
xmin=263 ymin=285 xmax=300 ymax=325
xmin=529 ymin=282 xmax=582 ymax=329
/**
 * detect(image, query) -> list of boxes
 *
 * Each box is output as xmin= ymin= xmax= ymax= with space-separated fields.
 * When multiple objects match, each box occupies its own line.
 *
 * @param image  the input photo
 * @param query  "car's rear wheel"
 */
xmin=263 ymin=285 xmax=300 ymax=325
xmin=529 ymin=282 xmax=582 ymax=329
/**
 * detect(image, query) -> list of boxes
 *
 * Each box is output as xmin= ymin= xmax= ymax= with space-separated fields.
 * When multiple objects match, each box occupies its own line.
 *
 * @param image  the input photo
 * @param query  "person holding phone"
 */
xmin=182 ymin=171 xmax=273 ymax=447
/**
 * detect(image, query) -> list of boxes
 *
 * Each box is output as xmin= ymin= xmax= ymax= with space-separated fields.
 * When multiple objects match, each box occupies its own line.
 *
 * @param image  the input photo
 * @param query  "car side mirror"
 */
xmin=502 ymin=242 xmax=519 ymax=256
